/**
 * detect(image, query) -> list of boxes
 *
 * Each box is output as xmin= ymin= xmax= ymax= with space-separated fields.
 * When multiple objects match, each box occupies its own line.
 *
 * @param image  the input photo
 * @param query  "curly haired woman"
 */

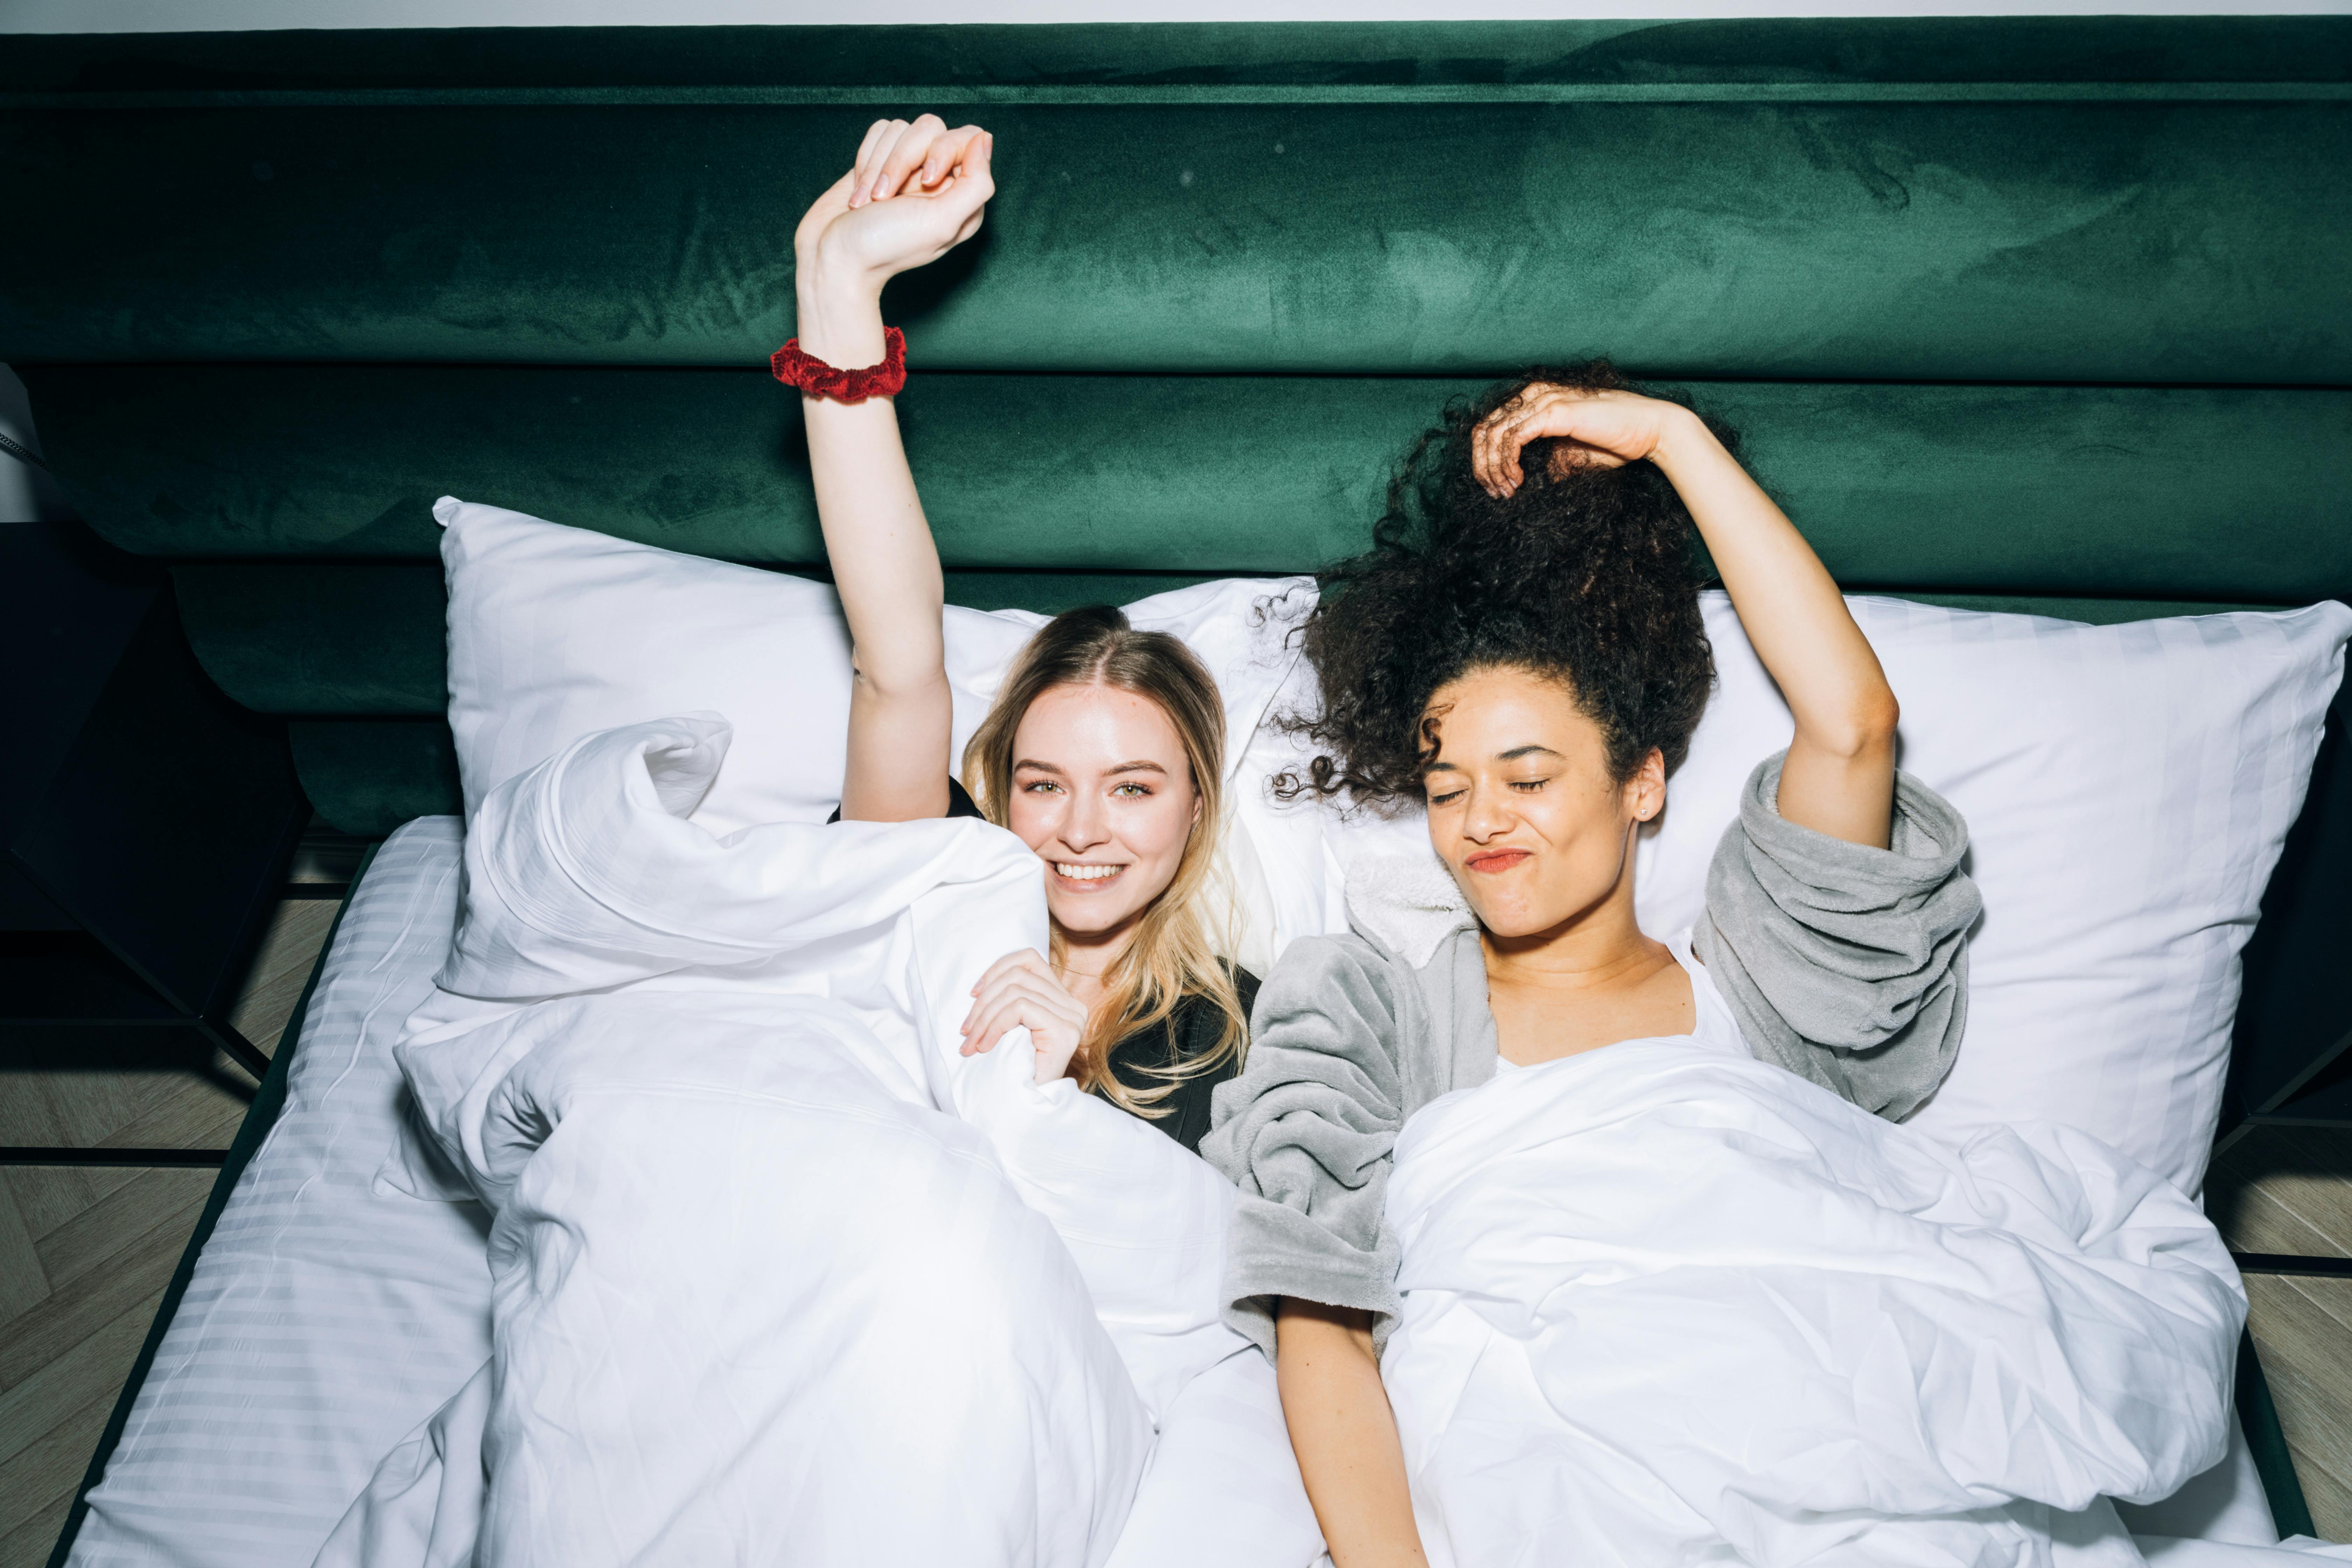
xmin=1199 ymin=366 xmax=1984 ymax=1567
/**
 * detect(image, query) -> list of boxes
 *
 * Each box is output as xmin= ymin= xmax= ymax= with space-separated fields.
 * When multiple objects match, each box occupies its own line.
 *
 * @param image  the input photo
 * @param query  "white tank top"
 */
xmin=1490 ymin=925 xmax=1746 ymax=1072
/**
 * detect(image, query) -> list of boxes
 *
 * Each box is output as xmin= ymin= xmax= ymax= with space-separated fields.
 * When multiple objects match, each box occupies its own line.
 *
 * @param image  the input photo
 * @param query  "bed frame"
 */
xmin=4 ymin=18 xmax=2347 ymax=1562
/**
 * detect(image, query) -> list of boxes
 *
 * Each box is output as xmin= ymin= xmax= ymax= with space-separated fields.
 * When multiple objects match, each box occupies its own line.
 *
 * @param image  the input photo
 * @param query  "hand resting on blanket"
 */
xmin=964 ymin=946 xmax=1089 ymax=1079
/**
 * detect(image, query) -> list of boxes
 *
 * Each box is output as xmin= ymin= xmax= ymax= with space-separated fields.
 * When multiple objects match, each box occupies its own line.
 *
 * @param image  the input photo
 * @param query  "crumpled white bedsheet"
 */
xmin=315 ymin=716 xmax=1320 ymax=1568
xmin=1380 ymin=1042 xmax=2250 ymax=1568
xmin=317 ymin=713 xmax=2285 ymax=1568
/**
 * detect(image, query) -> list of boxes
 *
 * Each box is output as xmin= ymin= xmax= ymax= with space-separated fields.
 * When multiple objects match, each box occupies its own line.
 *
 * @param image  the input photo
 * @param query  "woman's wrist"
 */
xmin=1644 ymin=404 xmax=1722 ymax=478
xmin=792 ymin=252 xmax=889 ymax=370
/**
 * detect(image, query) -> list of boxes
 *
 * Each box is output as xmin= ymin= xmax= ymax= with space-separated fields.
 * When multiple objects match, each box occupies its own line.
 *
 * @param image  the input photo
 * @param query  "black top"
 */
xmin=826 ymin=777 xmax=983 ymax=825
xmin=1096 ymin=968 xmax=1261 ymax=1155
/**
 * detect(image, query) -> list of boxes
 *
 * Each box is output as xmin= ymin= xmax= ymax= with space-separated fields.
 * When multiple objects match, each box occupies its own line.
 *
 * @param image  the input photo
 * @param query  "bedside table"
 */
xmin=3 ymin=521 xmax=306 ymax=1122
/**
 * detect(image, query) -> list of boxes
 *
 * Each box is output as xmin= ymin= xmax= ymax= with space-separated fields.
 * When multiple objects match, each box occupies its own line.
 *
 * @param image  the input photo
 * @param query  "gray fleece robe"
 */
xmin=1198 ymin=751 xmax=1981 ymax=1359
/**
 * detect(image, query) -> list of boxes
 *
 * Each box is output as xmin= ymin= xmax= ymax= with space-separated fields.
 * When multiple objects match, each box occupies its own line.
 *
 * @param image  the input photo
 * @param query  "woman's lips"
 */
xmin=1049 ymin=862 xmax=1128 ymax=893
xmin=1463 ymin=848 xmax=1532 ymax=874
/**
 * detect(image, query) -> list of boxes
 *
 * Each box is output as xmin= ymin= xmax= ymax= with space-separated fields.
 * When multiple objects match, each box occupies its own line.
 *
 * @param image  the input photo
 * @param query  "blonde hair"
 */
xmin=961 ymin=606 xmax=1249 ymax=1117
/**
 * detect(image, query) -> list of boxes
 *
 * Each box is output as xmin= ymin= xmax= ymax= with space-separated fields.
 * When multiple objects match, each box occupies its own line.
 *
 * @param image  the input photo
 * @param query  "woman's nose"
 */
xmin=1461 ymin=784 xmax=1512 ymax=841
xmin=1060 ymin=790 xmax=1111 ymax=852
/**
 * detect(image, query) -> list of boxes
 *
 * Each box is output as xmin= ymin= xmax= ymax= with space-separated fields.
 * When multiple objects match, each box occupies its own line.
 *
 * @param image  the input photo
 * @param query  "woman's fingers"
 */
xmin=1473 ymin=389 xmax=1545 ymax=496
xmin=919 ymin=123 xmax=988 ymax=190
xmin=968 ymin=946 xmax=1051 ymax=1002
xmin=1475 ymin=405 xmax=1538 ymax=497
xmin=868 ymin=112 xmax=949 ymax=204
xmin=960 ymin=957 xmax=1078 ymax=1048
xmin=1488 ymin=386 xmax=1547 ymax=481
xmin=1474 ymin=386 xmax=1660 ymax=498
xmin=1488 ymin=414 xmax=1525 ymax=493
xmin=850 ymin=118 xmax=897 ymax=199
xmin=854 ymin=123 xmax=905 ymax=206
xmin=848 ymin=118 xmax=906 ymax=209
xmin=963 ymin=996 xmax=1038 ymax=1056
xmin=975 ymin=974 xmax=1083 ymax=1031
xmin=962 ymin=983 xmax=1082 ymax=1058
xmin=982 ymin=980 xmax=1082 ymax=1035
xmin=957 ymin=940 xmax=1085 ymax=1077
xmin=929 ymin=129 xmax=995 ymax=231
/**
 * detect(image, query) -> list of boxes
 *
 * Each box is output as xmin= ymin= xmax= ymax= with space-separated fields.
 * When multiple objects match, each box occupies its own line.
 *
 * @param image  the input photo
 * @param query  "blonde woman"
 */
xmin=789 ymin=114 xmax=1251 ymax=1149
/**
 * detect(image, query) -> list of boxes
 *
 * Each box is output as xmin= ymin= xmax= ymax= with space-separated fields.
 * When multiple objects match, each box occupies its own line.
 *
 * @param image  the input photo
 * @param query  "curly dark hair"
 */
xmin=1277 ymin=361 xmax=1724 ymax=807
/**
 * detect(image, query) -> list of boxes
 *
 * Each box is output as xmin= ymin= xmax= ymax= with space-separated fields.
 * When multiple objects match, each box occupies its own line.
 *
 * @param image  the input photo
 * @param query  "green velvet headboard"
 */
xmin=4 ymin=19 xmax=2348 ymax=838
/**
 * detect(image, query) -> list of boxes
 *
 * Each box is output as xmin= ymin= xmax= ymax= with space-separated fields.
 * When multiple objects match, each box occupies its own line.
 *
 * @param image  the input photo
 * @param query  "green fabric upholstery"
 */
xmin=9 ymin=20 xmax=2349 ymax=95
xmin=4 ymin=74 xmax=2347 ymax=379
xmin=31 ymin=366 xmax=2351 ymax=599
xmin=3 ymin=20 xmax=2346 ymax=835
xmin=287 ymin=720 xmax=461 ymax=838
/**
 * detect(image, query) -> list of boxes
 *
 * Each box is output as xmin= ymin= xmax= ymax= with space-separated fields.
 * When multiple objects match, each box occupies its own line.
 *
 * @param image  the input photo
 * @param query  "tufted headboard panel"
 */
xmin=4 ymin=19 xmax=2348 ymax=844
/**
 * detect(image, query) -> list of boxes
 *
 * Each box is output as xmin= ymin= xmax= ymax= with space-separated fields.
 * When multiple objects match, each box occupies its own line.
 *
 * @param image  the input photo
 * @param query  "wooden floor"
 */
xmin=0 ymin=901 xmax=2347 ymax=1565
xmin=0 ymin=900 xmax=335 ymax=1568
xmin=2208 ymin=1126 xmax=2352 ymax=1540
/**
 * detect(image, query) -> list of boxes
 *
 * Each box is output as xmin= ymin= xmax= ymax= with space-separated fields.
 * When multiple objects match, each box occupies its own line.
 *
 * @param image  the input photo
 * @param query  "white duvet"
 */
xmin=325 ymin=714 xmax=2253 ymax=1568
xmin=319 ymin=716 xmax=1318 ymax=1568
xmin=1381 ymin=1043 xmax=2247 ymax=1568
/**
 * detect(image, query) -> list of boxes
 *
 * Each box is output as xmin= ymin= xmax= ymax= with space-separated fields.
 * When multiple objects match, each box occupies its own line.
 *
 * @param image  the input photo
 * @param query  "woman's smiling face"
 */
xmin=1005 ymin=681 xmax=1200 ymax=938
xmin=1421 ymin=665 xmax=1664 ymax=940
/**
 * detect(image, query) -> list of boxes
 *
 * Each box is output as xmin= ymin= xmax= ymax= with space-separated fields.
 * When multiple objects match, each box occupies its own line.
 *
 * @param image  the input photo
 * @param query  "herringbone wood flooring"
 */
xmin=0 ymin=901 xmax=2346 ymax=1566
xmin=2209 ymin=1128 xmax=2352 ymax=1539
xmin=0 ymin=900 xmax=335 ymax=1568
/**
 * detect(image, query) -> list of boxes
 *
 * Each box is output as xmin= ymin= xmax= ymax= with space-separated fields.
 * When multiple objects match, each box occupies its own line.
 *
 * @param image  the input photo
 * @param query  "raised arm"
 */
xmin=1472 ymin=387 xmax=1899 ymax=848
xmin=791 ymin=116 xmax=994 ymax=821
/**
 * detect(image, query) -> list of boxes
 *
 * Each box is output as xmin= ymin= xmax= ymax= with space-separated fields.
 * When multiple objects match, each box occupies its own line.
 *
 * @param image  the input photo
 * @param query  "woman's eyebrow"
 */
xmin=1497 ymin=744 xmax=1565 ymax=762
xmin=1106 ymin=760 xmax=1169 ymax=776
xmin=1011 ymin=758 xmax=1066 ymax=775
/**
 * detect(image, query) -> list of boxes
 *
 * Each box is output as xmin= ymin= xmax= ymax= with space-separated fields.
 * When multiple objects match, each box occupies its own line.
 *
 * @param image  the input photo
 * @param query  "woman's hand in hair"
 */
xmin=1478 ymin=380 xmax=1901 ymax=847
xmin=794 ymin=115 xmax=994 ymax=301
xmin=1470 ymin=384 xmax=1695 ymax=499
xmin=961 ymin=949 xmax=1092 ymax=1084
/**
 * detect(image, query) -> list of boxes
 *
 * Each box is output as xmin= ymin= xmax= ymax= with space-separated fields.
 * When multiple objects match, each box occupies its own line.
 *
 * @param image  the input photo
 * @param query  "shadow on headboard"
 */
xmin=3 ymin=18 xmax=2347 ymax=1126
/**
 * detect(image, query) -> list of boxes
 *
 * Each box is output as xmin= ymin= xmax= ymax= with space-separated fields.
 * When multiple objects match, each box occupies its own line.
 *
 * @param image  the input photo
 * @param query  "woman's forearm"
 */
xmin=795 ymin=254 xmax=952 ymax=820
xmin=1650 ymin=410 xmax=1898 ymax=848
xmin=1275 ymin=1300 xmax=1429 ymax=1568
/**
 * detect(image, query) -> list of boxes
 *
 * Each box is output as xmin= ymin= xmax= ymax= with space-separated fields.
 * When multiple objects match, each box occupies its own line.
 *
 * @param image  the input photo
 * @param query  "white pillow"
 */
xmin=1248 ymin=592 xmax=2350 ymax=1196
xmin=441 ymin=494 xmax=2346 ymax=1191
xmin=437 ymin=496 xmax=1310 ymax=840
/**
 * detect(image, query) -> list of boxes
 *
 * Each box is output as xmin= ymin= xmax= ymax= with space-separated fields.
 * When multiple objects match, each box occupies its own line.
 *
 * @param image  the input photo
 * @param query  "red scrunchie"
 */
xmin=771 ymin=327 xmax=907 ymax=402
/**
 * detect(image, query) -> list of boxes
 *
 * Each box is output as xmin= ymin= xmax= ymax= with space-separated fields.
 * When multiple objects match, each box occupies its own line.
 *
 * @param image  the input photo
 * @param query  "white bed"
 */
xmin=56 ymin=814 xmax=2318 ymax=1568
xmin=68 ymin=820 xmax=492 ymax=1568
xmin=53 ymin=516 xmax=2352 ymax=1566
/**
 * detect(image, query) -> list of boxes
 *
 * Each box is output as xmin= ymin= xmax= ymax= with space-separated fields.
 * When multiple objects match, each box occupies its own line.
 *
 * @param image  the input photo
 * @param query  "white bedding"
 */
xmin=1381 ymin=1041 xmax=2245 ymax=1568
xmin=321 ymin=716 xmax=1317 ymax=1568
xmin=58 ymin=778 xmax=2331 ymax=1568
